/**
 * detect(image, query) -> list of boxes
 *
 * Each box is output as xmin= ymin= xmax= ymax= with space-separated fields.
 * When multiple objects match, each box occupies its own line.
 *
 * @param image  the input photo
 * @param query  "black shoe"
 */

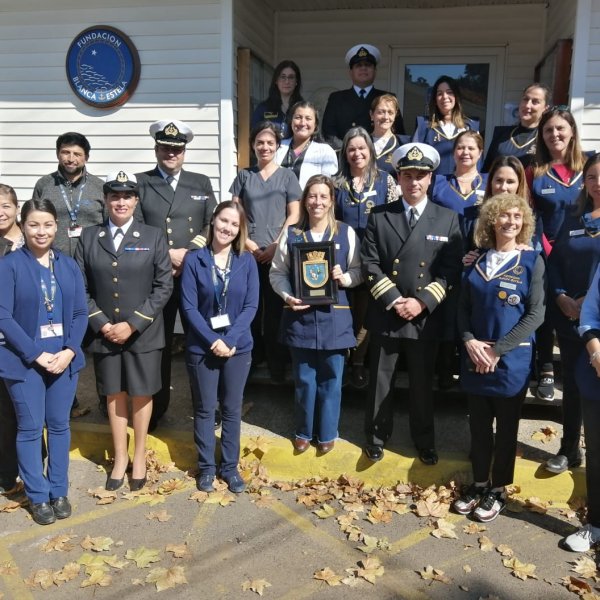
xmin=0 ymin=478 xmax=17 ymax=494
xmin=129 ymin=475 xmax=147 ymax=492
xmin=50 ymin=496 xmax=72 ymax=519
xmin=31 ymin=502 xmax=56 ymax=525
xmin=545 ymin=449 xmax=583 ymax=474
xmin=148 ymin=415 xmax=159 ymax=433
xmin=222 ymin=472 xmax=246 ymax=494
xmin=214 ymin=410 xmax=222 ymax=430
xmin=196 ymin=473 xmax=215 ymax=493
xmin=98 ymin=398 xmax=108 ymax=418
xmin=364 ymin=445 xmax=384 ymax=462
xmin=536 ymin=375 xmax=555 ymax=401
xmin=105 ymin=474 xmax=125 ymax=491
xmin=351 ymin=365 xmax=368 ymax=389
xmin=453 ymin=483 xmax=488 ymax=515
xmin=418 ymin=448 xmax=438 ymax=465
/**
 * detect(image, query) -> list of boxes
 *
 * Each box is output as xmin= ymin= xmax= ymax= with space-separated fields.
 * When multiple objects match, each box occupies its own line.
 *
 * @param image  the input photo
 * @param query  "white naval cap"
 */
xmin=345 ymin=44 xmax=381 ymax=67
xmin=103 ymin=170 xmax=138 ymax=193
xmin=149 ymin=119 xmax=194 ymax=146
xmin=391 ymin=143 xmax=441 ymax=172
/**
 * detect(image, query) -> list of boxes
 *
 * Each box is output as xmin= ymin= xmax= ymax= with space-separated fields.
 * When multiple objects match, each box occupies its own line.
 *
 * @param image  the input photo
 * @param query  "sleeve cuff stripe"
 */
xmin=191 ymin=235 xmax=207 ymax=248
xmin=424 ymin=282 xmax=445 ymax=303
xmin=372 ymin=281 xmax=396 ymax=300
xmin=134 ymin=311 xmax=154 ymax=322
xmin=371 ymin=277 xmax=395 ymax=295
xmin=89 ymin=310 xmax=103 ymax=317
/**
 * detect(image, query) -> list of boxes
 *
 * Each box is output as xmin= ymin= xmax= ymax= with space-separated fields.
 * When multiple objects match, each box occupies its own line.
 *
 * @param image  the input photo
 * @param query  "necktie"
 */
xmin=113 ymin=228 xmax=124 ymax=250
xmin=359 ymin=89 xmax=366 ymax=99
xmin=408 ymin=207 xmax=417 ymax=229
xmin=165 ymin=175 xmax=174 ymax=185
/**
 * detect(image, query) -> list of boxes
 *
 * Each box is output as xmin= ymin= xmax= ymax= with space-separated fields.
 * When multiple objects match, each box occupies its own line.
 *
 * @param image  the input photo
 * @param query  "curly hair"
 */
xmin=474 ymin=193 xmax=534 ymax=249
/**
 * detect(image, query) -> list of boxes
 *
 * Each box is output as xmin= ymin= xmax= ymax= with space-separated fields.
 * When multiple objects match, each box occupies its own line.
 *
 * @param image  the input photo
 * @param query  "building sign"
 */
xmin=66 ymin=26 xmax=140 ymax=109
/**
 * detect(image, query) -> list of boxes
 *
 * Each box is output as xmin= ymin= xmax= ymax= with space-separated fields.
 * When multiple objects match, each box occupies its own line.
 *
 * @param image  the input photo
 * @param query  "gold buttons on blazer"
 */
xmin=113 ymin=293 xmax=119 ymax=298
xmin=418 ymin=273 xmax=424 ymax=278
xmin=167 ymin=228 xmax=172 ymax=234
xmin=420 ymin=261 xmax=426 ymax=267
xmin=392 ymin=271 xmax=398 ymax=276
xmin=394 ymin=259 xmax=399 ymax=264
xmin=114 ymin=308 xmax=120 ymax=314
xmin=166 ymin=217 xmax=171 ymax=223
xmin=417 ymin=286 xmax=423 ymax=291
xmin=112 ymin=261 xmax=118 ymax=267
xmin=188 ymin=217 xmax=193 ymax=222
xmin=189 ymin=228 xmax=194 ymax=233
xmin=168 ymin=241 xmax=173 ymax=246
xmin=113 ymin=277 xmax=118 ymax=283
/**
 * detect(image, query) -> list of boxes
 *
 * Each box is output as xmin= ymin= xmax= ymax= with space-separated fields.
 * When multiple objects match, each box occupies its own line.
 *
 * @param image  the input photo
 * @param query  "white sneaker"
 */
xmin=563 ymin=524 xmax=600 ymax=552
xmin=473 ymin=490 xmax=506 ymax=523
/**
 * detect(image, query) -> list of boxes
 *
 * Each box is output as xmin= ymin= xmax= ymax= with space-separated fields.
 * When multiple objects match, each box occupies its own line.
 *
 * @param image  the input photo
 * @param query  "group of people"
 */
xmin=1 ymin=43 xmax=600 ymax=554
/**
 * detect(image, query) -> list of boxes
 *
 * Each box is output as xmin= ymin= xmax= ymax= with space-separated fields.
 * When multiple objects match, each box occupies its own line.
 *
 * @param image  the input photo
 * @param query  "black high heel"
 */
xmin=129 ymin=474 xmax=147 ymax=492
xmin=105 ymin=474 xmax=125 ymax=491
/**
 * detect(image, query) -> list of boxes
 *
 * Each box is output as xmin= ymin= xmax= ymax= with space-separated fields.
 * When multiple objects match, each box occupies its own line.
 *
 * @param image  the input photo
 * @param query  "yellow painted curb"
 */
xmin=69 ymin=422 xmax=586 ymax=505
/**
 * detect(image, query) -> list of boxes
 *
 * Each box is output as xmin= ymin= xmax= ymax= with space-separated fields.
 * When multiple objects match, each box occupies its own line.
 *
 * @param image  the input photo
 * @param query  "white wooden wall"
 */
xmin=582 ymin=0 xmax=600 ymax=150
xmin=234 ymin=0 xmax=274 ymax=65
xmin=276 ymin=4 xmax=546 ymax=134
xmin=0 ymin=0 xmax=224 ymax=199
xmin=545 ymin=0 xmax=576 ymax=54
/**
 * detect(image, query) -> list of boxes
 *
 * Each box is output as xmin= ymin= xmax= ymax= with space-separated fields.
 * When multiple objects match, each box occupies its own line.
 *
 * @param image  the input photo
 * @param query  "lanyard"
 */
xmin=210 ymin=250 xmax=233 ymax=315
xmin=40 ymin=251 xmax=57 ymax=323
xmin=59 ymin=177 xmax=87 ymax=226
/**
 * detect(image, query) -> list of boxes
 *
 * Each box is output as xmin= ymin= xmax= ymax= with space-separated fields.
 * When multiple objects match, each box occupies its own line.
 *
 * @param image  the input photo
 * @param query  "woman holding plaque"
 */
xmin=270 ymin=175 xmax=362 ymax=454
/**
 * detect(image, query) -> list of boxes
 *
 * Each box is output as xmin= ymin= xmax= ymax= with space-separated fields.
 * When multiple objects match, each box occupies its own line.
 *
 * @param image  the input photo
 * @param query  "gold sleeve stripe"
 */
xmin=89 ymin=310 xmax=103 ymax=317
xmin=424 ymin=282 xmax=446 ymax=303
xmin=191 ymin=235 xmax=207 ymax=248
xmin=134 ymin=311 xmax=154 ymax=322
xmin=370 ymin=276 xmax=395 ymax=296
xmin=372 ymin=280 xmax=396 ymax=300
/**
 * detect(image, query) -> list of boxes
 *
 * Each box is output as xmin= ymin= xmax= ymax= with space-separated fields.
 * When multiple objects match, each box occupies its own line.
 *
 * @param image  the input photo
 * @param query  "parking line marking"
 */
xmin=389 ymin=513 xmax=465 ymax=555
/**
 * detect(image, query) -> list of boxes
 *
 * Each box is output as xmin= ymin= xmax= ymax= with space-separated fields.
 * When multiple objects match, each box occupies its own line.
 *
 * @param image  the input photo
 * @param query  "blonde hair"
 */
xmin=474 ymin=193 xmax=534 ymax=249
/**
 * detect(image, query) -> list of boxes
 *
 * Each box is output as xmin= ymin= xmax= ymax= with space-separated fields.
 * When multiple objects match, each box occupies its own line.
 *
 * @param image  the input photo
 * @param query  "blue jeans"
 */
xmin=6 ymin=368 xmax=78 ymax=504
xmin=186 ymin=352 xmax=251 ymax=477
xmin=290 ymin=347 xmax=345 ymax=444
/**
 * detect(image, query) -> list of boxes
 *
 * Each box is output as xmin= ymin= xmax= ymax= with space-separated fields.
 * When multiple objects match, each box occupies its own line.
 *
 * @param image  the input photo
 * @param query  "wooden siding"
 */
xmin=544 ymin=0 xmax=576 ymax=54
xmin=582 ymin=0 xmax=600 ymax=150
xmin=0 ymin=2 xmax=223 ymax=199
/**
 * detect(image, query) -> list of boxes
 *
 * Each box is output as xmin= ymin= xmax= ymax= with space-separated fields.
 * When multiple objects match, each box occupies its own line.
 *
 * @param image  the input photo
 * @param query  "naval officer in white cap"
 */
xmin=322 ymin=44 xmax=405 ymax=150
xmin=135 ymin=120 xmax=217 ymax=429
xmin=361 ymin=142 xmax=463 ymax=466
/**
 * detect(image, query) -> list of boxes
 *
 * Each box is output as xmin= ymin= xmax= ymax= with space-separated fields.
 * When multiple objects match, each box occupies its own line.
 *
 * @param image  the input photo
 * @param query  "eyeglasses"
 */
xmin=550 ymin=104 xmax=570 ymax=112
xmin=278 ymin=74 xmax=296 ymax=82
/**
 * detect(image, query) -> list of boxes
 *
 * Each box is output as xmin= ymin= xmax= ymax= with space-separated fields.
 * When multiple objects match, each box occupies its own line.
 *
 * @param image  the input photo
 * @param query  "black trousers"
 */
xmin=468 ymin=388 xmax=526 ymax=488
xmin=0 ymin=378 xmax=18 ymax=484
xmin=582 ymin=391 xmax=600 ymax=526
xmin=365 ymin=335 xmax=438 ymax=450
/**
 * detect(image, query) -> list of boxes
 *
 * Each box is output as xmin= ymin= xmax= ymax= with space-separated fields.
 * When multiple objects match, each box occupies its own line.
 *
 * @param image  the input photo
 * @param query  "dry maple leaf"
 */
xmin=244 ymin=436 xmax=272 ymax=457
xmin=54 ymin=562 xmax=80 ymax=583
xmin=77 ymin=552 xmax=109 ymax=575
xmin=30 ymin=569 xmax=55 ymax=590
xmin=314 ymin=567 xmax=343 ymax=586
xmin=341 ymin=501 xmax=365 ymax=513
xmin=417 ymin=565 xmax=451 ymax=584
xmin=41 ymin=533 xmax=77 ymax=553
xmin=463 ymin=523 xmax=486 ymax=535
xmin=496 ymin=544 xmax=514 ymax=558
xmin=125 ymin=546 xmax=161 ymax=568
xmin=502 ymin=557 xmax=538 ymax=580
xmin=414 ymin=494 xmax=449 ymax=518
xmin=189 ymin=490 xmax=209 ymax=503
xmin=102 ymin=555 xmax=128 ymax=569
xmin=80 ymin=569 xmax=112 ymax=588
xmin=531 ymin=425 xmax=558 ymax=443
xmin=357 ymin=556 xmax=385 ymax=584
xmin=87 ymin=486 xmax=117 ymax=504
xmin=463 ymin=564 xmax=472 ymax=573
xmin=241 ymin=577 xmax=272 ymax=595
xmin=345 ymin=525 xmax=363 ymax=542
xmin=560 ymin=507 xmax=577 ymax=520
xmin=561 ymin=575 xmax=593 ymax=594
xmin=358 ymin=534 xmax=378 ymax=554
xmin=431 ymin=518 xmax=458 ymax=540
xmin=145 ymin=566 xmax=188 ymax=592
xmin=366 ymin=506 xmax=392 ymax=525
xmin=146 ymin=509 xmax=172 ymax=522
xmin=313 ymin=504 xmax=336 ymax=519
xmin=525 ymin=497 xmax=549 ymax=514
xmin=205 ymin=491 xmax=236 ymax=506
xmin=0 ymin=562 xmax=18 ymax=576
xmin=166 ymin=543 xmax=189 ymax=558
xmin=572 ymin=555 xmax=598 ymax=579
xmin=478 ymin=536 xmax=494 ymax=552
xmin=337 ymin=513 xmax=358 ymax=528
xmin=81 ymin=535 xmax=114 ymax=552
xmin=158 ymin=478 xmax=187 ymax=495
xmin=0 ymin=499 xmax=26 ymax=513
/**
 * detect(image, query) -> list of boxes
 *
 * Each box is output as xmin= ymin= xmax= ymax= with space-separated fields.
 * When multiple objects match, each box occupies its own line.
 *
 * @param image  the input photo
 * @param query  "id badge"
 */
xmin=68 ymin=226 xmax=83 ymax=238
xmin=40 ymin=323 xmax=64 ymax=338
xmin=210 ymin=314 xmax=231 ymax=330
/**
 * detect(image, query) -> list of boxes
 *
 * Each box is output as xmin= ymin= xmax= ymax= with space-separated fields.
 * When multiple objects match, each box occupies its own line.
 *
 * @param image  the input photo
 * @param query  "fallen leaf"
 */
xmin=314 ymin=567 xmax=343 ymax=586
xmin=0 ymin=562 xmax=18 ymax=576
xmin=414 ymin=489 xmax=449 ymax=518
xmin=146 ymin=509 xmax=172 ymax=522
xmin=242 ymin=578 xmax=272 ymax=595
xmin=205 ymin=491 xmax=236 ymax=506
xmin=87 ymin=486 xmax=117 ymax=505
xmin=54 ymin=562 xmax=80 ymax=583
xmin=254 ymin=494 xmax=276 ymax=508
xmin=102 ymin=555 xmax=128 ymax=569
xmin=0 ymin=499 xmax=26 ymax=512
xmin=158 ymin=478 xmax=187 ymax=495
xmin=27 ymin=569 xmax=55 ymax=590
xmin=132 ymin=578 xmax=145 ymax=586
xmin=357 ymin=534 xmax=378 ymax=554
xmin=463 ymin=564 xmax=471 ymax=573
xmin=145 ymin=566 xmax=187 ymax=592
xmin=525 ymin=497 xmax=549 ymax=514
xmin=560 ymin=508 xmax=577 ymax=520
xmin=341 ymin=571 xmax=359 ymax=587
xmin=41 ymin=533 xmax=77 ymax=552
xmin=80 ymin=569 xmax=112 ymax=588
xmin=366 ymin=506 xmax=392 ymax=524
xmin=478 ymin=536 xmax=494 ymax=552
xmin=496 ymin=544 xmax=514 ymax=558
xmin=313 ymin=504 xmax=336 ymax=519
xmin=431 ymin=519 xmax=458 ymax=539
xmin=77 ymin=552 xmax=109 ymax=574
xmin=125 ymin=546 xmax=161 ymax=568
xmin=503 ymin=557 xmax=538 ymax=580
xmin=189 ymin=490 xmax=209 ymax=503
xmin=572 ymin=555 xmax=598 ymax=579
xmin=561 ymin=575 xmax=593 ymax=594
xmin=166 ymin=543 xmax=189 ymax=558
xmin=357 ymin=556 xmax=385 ymax=584
xmin=417 ymin=565 xmax=451 ymax=584
xmin=244 ymin=436 xmax=272 ymax=457
xmin=463 ymin=523 xmax=486 ymax=535
xmin=70 ymin=406 xmax=91 ymax=418
xmin=81 ymin=535 xmax=114 ymax=552
xmin=531 ymin=425 xmax=558 ymax=443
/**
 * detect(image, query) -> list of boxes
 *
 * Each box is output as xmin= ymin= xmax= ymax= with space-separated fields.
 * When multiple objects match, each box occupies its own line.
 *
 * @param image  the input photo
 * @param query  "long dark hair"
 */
xmin=575 ymin=153 xmax=600 ymax=217
xmin=207 ymin=200 xmax=248 ymax=254
xmin=428 ymin=75 xmax=467 ymax=129
xmin=284 ymin=101 xmax=324 ymax=142
xmin=21 ymin=198 xmax=58 ymax=223
xmin=334 ymin=127 xmax=379 ymax=186
xmin=264 ymin=60 xmax=303 ymax=113
xmin=483 ymin=155 xmax=528 ymax=201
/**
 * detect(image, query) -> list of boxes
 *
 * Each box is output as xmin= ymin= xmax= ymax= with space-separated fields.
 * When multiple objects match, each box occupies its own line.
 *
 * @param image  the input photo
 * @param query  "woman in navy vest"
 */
xmin=181 ymin=201 xmax=259 ymax=494
xmin=453 ymin=193 xmax=545 ymax=522
xmin=566 ymin=254 xmax=600 ymax=551
xmin=527 ymin=106 xmax=589 ymax=403
xmin=271 ymin=175 xmax=362 ymax=454
xmin=412 ymin=75 xmax=480 ymax=176
xmin=0 ymin=199 xmax=87 ymax=525
xmin=543 ymin=153 xmax=600 ymax=476
xmin=370 ymin=94 xmax=409 ymax=177
xmin=334 ymin=127 xmax=397 ymax=388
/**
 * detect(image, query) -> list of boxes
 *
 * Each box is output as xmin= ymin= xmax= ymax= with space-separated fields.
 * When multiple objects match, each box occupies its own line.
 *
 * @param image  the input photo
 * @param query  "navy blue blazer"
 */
xmin=0 ymin=247 xmax=87 ymax=381
xmin=180 ymin=247 xmax=259 ymax=355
